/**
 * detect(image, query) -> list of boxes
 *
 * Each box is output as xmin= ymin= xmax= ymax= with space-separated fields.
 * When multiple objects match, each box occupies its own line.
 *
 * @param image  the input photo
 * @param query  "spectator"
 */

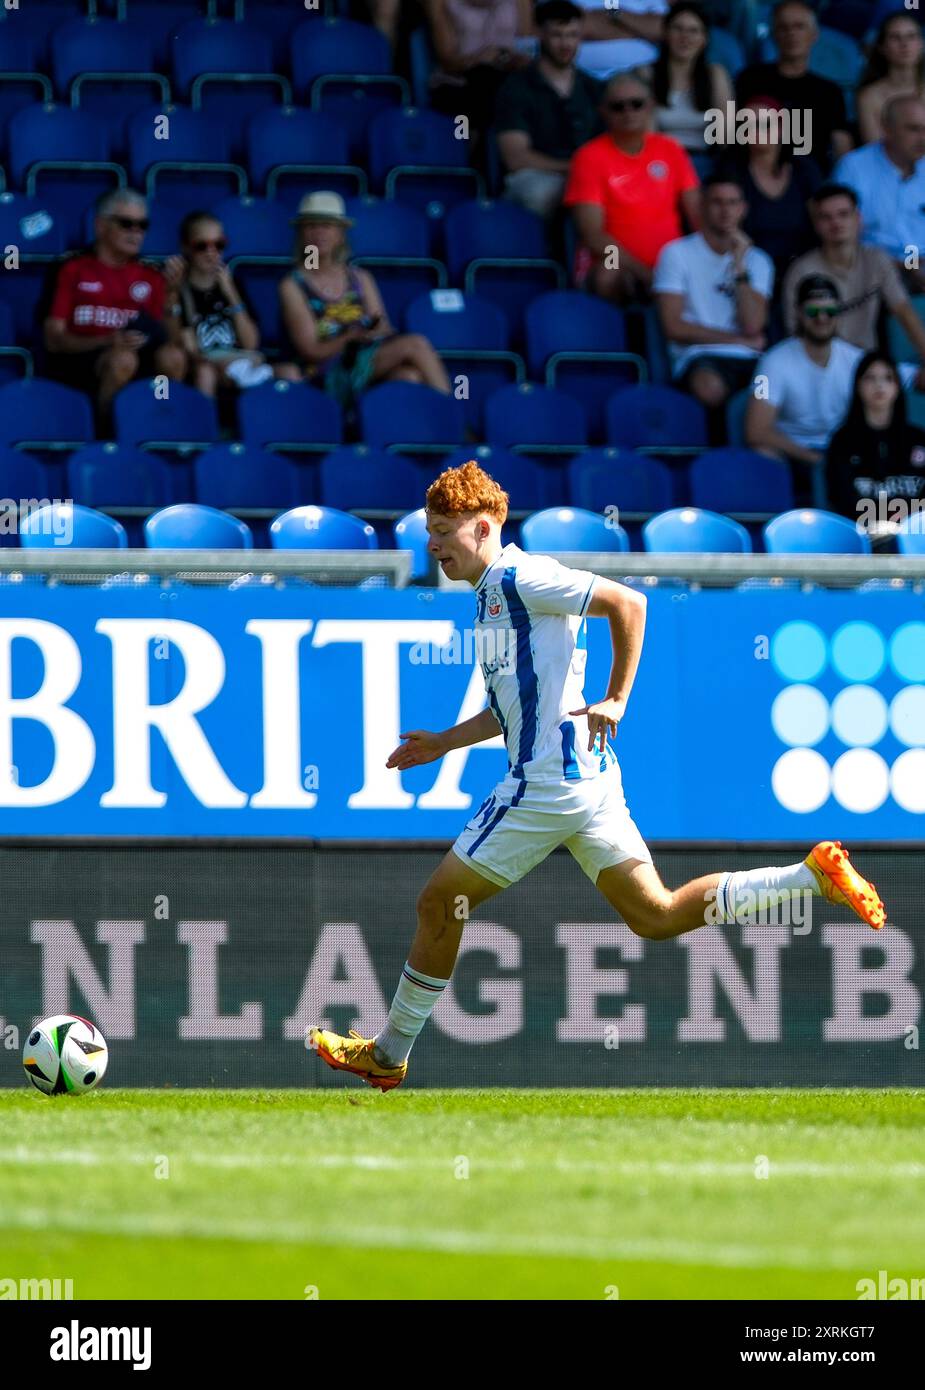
xmin=164 ymin=212 xmax=297 ymax=397
xmin=736 ymin=0 xmax=852 ymax=172
xmin=652 ymin=2 xmax=733 ymax=158
xmin=733 ymin=96 xmax=821 ymax=279
xmin=857 ymin=11 xmax=925 ymax=147
xmin=43 ymin=189 xmax=186 ymax=415
xmin=424 ymin=0 xmax=533 ymax=151
xmin=832 ymin=96 xmax=925 ymax=293
xmin=746 ymin=274 xmax=865 ymax=468
xmin=826 ymin=351 xmax=925 ymax=537
xmin=279 ymin=192 xmax=450 ymax=405
xmin=782 ymin=185 xmax=925 ymax=371
xmin=572 ymin=0 xmax=668 ymax=81
xmin=496 ymin=0 xmax=602 ymax=221
xmin=564 ymin=70 xmax=701 ymax=303
xmin=654 ymin=173 xmax=773 ymax=416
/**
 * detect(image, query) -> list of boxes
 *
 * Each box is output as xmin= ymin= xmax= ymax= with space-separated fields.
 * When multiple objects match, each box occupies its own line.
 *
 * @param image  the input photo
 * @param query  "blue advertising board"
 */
xmin=0 ymin=583 xmax=922 ymax=839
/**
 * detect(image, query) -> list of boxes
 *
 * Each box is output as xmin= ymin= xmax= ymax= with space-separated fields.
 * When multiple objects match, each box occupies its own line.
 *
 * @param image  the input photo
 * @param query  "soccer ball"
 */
xmin=22 ymin=1014 xmax=109 ymax=1096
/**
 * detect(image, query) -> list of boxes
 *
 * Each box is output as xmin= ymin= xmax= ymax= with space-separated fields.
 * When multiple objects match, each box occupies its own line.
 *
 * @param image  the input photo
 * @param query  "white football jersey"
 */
xmin=473 ymin=542 xmax=617 ymax=783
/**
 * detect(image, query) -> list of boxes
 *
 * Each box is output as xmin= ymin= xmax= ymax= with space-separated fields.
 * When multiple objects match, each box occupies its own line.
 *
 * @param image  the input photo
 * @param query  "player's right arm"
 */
xmin=386 ymin=707 xmax=501 ymax=770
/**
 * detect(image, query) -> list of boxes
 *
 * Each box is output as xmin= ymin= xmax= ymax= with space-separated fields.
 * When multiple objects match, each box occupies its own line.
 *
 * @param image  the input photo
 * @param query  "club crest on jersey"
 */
xmin=130 ymin=280 xmax=152 ymax=302
xmin=486 ymin=587 xmax=504 ymax=619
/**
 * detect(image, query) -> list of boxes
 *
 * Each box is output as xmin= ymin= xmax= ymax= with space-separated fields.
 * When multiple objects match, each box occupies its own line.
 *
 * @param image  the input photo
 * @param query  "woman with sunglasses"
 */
xmin=858 ymin=11 xmax=925 ymax=146
xmin=651 ymin=2 xmax=732 ymax=160
xmin=165 ymin=213 xmax=290 ymax=396
xmin=826 ymin=351 xmax=925 ymax=540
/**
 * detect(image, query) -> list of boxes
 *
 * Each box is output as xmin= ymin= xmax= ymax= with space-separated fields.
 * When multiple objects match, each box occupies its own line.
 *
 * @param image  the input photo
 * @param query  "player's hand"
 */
xmin=570 ymin=697 xmax=627 ymax=754
xmin=386 ymin=729 xmax=448 ymax=770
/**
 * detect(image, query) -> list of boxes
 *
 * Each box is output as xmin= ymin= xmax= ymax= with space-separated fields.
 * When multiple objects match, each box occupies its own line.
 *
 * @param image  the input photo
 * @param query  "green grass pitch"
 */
xmin=1 ymin=1088 xmax=922 ymax=1300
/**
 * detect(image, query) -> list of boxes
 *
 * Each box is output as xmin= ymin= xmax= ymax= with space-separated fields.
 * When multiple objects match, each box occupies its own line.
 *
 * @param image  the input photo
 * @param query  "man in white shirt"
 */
xmin=653 ymin=172 xmax=775 ymax=414
xmin=746 ymin=274 xmax=864 ymax=467
xmin=573 ymin=0 xmax=668 ymax=80
xmin=832 ymin=95 xmax=925 ymax=293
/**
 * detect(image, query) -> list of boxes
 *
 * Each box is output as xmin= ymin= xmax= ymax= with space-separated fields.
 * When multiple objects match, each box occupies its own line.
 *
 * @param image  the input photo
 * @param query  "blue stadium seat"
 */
xmin=0 ymin=445 xmax=49 ymax=502
xmin=225 ymin=260 xmax=288 ymax=351
xmin=0 ymin=195 xmax=68 ymax=346
xmin=525 ymin=291 xmax=645 ymax=440
xmin=0 ymin=30 xmax=52 ymax=137
xmin=113 ymin=380 xmax=220 ymax=453
xmin=291 ymin=17 xmax=392 ymax=101
xmin=445 ymin=200 xmax=562 ymax=341
xmin=193 ymin=444 xmax=301 ymax=510
xmin=67 ymin=442 xmax=173 ymax=508
xmin=521 ymin=506 xmax=630 ymax=554
xmin=144 ymin=503 xmax=253 ymax=549
xmin=314 ymin=82 xmax=408 ymax=166
xmin=108 ymin=2 xmax=203 ymax=71
xmin=690 ymin=448 xmax=795 ymax=514
xmin=643 ymin=507 xmax=752 ymax=553
xmin=359 ymin=382 xmax=465 ymax=454
xmin=763 ymin=508 xmax=871 ymax=554
xmin=20 ymin=501 xmax=127 ymax=549
xmin=725 ymin=387 xmax=752 ymax=448
xmin=51 ymin=18 xmax=156 ymax=99
xmin=238 ymin=382 xmax=343 ymax=455
xmin=897 ymin=510 xmax=925 ymax=556
xmin=441 ymin=443 xmax=551 ymax=512
xmin=405 ymin=291 xmax=521 ymax=431
xmin=269 ymin=504 xmax=377 ymax=550
xmin=346 ymin=196 xmax=446 ymax=326
xmin=172 ymin=19 xmax=276 ymax=101
xmin=394 ymin=507 xmax=432 ymax=582
xmin=126 ymin=103 xmax=244 ymax=212
xmin=569 ymin=449 xmax=675 ymax=514
xmin=245 ymin=106 xmax=358 ymax=202
xmin=368 ymin=107 xmax=483 ymax=209
xmin=319 ymin=445 xmax=423 ymax=512
xmin=484 ymin=383 xmax=587 ymax=452
xmin=8 ymin=105 xmax=115 ymax=196
xmin=0 ymin=3 xmax=86 ymax=69
xmin=0 ymin=379 xmax=93 ymax=451
xmin=606 ymin=384 xmax=708 ymax=454
xmin=236 ymin=1 xmax=314 ymax=68
xmin=210 ymin=196 xmax=292 ymax=257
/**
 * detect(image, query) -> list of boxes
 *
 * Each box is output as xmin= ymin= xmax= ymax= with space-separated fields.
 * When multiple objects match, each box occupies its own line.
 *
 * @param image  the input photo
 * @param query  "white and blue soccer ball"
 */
xmin=22 ymin=1014 xmax=109 ymax=1096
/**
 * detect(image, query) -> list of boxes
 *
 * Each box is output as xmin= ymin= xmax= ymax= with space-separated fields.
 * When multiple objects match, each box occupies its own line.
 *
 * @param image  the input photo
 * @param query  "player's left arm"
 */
xmin=570 ymin=578 xmax=647 ymax=753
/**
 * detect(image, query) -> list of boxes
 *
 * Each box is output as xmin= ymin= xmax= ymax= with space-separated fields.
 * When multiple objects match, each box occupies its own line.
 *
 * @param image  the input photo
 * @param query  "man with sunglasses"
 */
xmin=746 ymin=274 xmax=866 ymax=472
xmin=564 ymin=71 xmax=700 ymax=303
xmin=44 ymin=189 xmax=186 ymax=415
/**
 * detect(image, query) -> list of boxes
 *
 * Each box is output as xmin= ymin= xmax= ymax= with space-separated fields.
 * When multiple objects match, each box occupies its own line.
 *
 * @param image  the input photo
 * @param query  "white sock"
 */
xmin=373 ymin=962 xmax=449 ymax=1066
xmin=714 ymin=862 xmax=817 ymax=924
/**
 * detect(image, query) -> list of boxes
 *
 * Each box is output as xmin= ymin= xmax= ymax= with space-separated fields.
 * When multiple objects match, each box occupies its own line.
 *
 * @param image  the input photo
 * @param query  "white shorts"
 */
xmin=452 ymin=766 xmax=652 ymax=889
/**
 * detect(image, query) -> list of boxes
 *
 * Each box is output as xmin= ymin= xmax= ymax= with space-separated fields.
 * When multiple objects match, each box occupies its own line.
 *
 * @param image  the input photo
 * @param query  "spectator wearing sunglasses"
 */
xmin=563 ymin=71 xmax=701 ymax=303
xmin=746 ymin=275 xmax=868 ymax=470
xmin=163 ymin=213 xmax=296 ymax=396
xmin=43 ymin=189 xmax=186 ymax=415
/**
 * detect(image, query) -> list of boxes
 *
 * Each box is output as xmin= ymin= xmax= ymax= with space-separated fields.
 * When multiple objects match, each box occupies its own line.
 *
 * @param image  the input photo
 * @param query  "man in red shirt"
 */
xmin=564 ymin=71 xmax=701 ymax=302
xmin=44 ymin=189 xmax=187 ymax=412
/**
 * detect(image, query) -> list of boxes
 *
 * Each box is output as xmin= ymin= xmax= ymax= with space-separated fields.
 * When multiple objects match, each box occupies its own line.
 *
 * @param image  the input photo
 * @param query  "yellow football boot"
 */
xmin=305 ymin=1027 xmax=407 ymax=1091
xmin=804 ymin=840 xmax=886 ymax=930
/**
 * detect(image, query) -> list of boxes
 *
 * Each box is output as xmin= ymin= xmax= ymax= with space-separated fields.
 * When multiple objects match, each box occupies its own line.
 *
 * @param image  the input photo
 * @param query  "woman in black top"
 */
xmin=826 ymin=352 xmax=925 ymax=540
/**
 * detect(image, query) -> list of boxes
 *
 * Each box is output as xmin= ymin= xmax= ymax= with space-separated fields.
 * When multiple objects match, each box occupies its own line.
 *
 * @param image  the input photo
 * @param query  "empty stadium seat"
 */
xmin=445 ymin=199 xmax=563 ymax=341
xmin=144 ymin=503 xmax=253 ymax=549
xmin=359 ymin=382 xmax=465 ymax=454
xmin=568 ymin=449 xmax=675 ymax=514
xmin=521 ymin=506 xmax=629 ymax=554
xmin=484 ymin=383 xmax=587 ymax=453
xmin=193 ymin=443 xmax=301 ymax=510
xmin=8 ymin=106 xmax=117 ymax=223
xmin=269 ymin=505 xmax=377 ymax=550
xmin=346 ymin=196 xmax=446 ymax=325
xmin=238 ymin=382 xmax=343 ymax=454
xmin=368 ymin=107 xmax=483 ymax=208
xmin=113 ymin=379 xmax=220 ymax=453
xmin=318 ymin=445 xmax=422 ymax=512
xmin=171 ymin=18 xmax=277 ymax=101
xmin=606 ymin=384 xmax=708 ymax=454
xmin=67 ymin=442 xmax=173 ymax=508
xmin=393 ymin=507 xmax=432 ymax=581
xmin=763 ymin=508 xmax=871 ymax=555
xmin=689 ymin=448 xmax=795 ymax=514
xmin=404 ymin=290 xmax=521 ymax=431
xmin=897 ymin=510 xmax=925 ymax=556
xmin=51 ymin=18 xmax=156 ymax=99
xmin=291 ymin=17 xmax=392 ymax=102
xmin=0 ymin=379 xmax=93 ymax=451
xmin=0 ymin=445 xmax=49 ymax=502
xmin=126 ymin=103 xmax=244 ymax=211
xmin=20 ymin=501 xmax=127 ymax=549
xmin=643 ymin=507 xmax=752 ymax=553
xmin=245 ymin=106 xmax=357 ymax=202
xmin=111 ymin=2 xmax=203 ymax=71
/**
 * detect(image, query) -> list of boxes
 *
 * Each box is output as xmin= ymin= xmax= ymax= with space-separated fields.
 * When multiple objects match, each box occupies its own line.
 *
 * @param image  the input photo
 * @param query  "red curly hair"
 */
xmin=425 ymin=460 xmax=509 ymax=524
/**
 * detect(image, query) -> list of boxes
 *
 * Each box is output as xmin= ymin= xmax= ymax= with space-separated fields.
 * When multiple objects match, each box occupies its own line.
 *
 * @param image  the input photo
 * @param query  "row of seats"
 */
xmin=0 ymin=440 xmax=794 ymax=519
xmin=15 ymin=500 xmax=925 ymax=561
